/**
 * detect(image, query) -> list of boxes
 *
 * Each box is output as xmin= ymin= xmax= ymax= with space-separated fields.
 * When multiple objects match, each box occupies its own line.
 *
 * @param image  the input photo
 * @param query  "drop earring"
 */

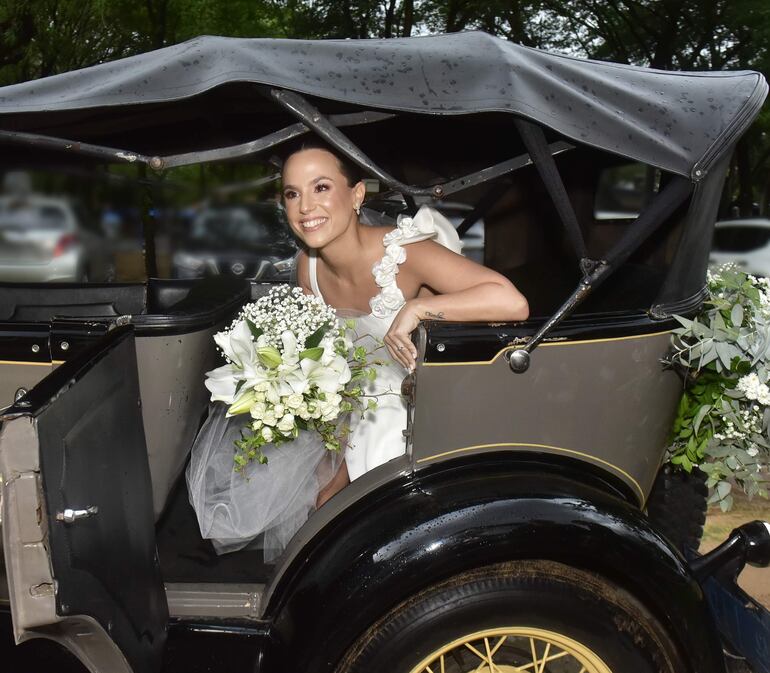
xmin=354 ymin=203 xmax=361 ymax=215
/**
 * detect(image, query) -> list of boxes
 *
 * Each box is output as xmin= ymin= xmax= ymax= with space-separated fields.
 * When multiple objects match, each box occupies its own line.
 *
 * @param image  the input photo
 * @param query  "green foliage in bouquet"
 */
xmin=667 ymin=265 xmax=770 ymax=511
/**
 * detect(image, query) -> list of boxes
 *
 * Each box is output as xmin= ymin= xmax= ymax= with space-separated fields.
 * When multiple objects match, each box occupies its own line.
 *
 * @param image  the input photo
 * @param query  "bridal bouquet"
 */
xmin=667 ymin=264 xmax=770 ymax=510
xmin=204 ymin=284 xmax=381 ymax=470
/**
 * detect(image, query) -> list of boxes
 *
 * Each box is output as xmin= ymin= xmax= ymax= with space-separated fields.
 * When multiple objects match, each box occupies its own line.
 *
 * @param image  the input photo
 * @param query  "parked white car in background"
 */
xmin=0 ymin=194 xmax=114 ymax=283
xmin=710 ymin=218 xmax=770 ymax=277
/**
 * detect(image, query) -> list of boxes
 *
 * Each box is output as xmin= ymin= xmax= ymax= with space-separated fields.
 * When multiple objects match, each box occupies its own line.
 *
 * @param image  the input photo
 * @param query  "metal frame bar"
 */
xmin=269 ymin=88 xmax=573 ymax=198
xmin=508 ymin=176 xmax=693 ymax=372
xmin=0 ymin=109 xmax=396 ymax=170
xmin=0 ymin=90 xmax=574 ymax=201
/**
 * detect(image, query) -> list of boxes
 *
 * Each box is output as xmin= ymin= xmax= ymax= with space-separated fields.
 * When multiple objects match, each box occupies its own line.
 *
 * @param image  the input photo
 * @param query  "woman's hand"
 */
xmin=384 ymin=300 xmax=421 ymax=370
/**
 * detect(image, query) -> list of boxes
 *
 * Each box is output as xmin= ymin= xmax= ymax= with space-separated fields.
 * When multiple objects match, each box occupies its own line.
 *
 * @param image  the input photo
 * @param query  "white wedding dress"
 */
xmin=186 ymin=206 xmax=461 ymax=560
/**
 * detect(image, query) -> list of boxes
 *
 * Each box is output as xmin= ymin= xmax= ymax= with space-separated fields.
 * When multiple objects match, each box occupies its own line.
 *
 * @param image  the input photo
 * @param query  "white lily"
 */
xmin=214 ymin=320 xmax=254 ymax=369
xmin=204 ymin=363 xmax=242 ymax=404
xmin=300 ymin=353 xmax=351 ymax=393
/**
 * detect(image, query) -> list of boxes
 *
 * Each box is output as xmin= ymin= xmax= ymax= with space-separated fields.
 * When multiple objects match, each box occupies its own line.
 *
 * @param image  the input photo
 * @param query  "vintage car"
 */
xmin=0 ymin=31 xmax=769 ymax=673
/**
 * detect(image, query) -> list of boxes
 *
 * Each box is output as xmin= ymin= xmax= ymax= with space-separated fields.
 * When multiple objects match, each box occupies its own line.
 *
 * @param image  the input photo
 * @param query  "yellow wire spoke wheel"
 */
xmin=336 ymin=562 xmax=684 ymax=673
xmin=408 ymin=626 xmax=611 ymax=673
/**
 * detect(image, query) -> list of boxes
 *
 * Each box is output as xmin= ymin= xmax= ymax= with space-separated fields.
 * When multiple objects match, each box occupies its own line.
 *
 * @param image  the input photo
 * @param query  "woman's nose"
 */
xmin=299 ymin=191 xmax=314 ymax=213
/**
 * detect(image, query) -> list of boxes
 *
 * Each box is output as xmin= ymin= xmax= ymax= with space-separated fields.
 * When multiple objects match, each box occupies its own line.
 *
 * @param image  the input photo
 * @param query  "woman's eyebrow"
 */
xmin=282 ymin=175 xmax=334 ymax=190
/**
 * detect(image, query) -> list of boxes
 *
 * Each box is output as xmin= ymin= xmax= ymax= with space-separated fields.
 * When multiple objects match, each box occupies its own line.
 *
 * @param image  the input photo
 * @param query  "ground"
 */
xmin=700 ymin=490 xmax=770 ymax=609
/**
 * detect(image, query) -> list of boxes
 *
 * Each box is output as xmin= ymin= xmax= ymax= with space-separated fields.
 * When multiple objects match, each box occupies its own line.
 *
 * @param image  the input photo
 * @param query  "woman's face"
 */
xmin=282 ymin=148 xmax=363 ymax=249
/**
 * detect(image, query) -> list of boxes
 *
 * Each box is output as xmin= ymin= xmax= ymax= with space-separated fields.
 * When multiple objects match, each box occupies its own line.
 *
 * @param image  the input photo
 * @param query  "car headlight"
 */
xmin=272 ymin=257 xmax=294 ymax=273
xmin=173 ymin=252 xmax=205 ymax=270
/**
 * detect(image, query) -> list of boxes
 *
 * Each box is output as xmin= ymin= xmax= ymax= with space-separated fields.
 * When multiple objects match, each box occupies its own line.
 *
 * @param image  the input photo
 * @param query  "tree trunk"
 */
xmin=384 ymin=0 xmax=397 ymax=38
xmin=735 ymin=138 xmax=754 ymax=217
xmin=401 ymin=0 xmax=413 ymax=36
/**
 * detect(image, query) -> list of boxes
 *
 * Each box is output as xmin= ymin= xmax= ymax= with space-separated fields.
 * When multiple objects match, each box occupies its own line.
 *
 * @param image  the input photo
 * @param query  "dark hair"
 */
xmin=279 ymin=136 xmax=364 ymax=187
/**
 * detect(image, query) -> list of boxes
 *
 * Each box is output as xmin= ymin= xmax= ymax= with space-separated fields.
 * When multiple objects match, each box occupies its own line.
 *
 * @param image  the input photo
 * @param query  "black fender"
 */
xmin=262 ymin=453 xmax=725 ymax=673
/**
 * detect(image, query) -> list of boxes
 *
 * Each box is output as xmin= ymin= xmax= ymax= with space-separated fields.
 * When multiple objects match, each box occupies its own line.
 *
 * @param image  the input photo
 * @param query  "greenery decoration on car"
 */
xmin=667 ymin=264 xmax=770 ymax=511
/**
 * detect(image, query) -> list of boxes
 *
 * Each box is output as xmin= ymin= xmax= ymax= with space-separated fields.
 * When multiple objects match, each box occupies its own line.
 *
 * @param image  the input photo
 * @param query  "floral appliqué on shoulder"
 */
xmin=369 ymin=212 xmax=437 ymax=318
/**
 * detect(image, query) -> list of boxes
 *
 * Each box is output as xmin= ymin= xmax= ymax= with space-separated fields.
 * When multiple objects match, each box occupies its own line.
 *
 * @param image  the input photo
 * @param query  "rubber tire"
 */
xmin=646 ymin=465 xmax=708 ymax=555
xmin=336 ymin=561 xmax=684 ymax=673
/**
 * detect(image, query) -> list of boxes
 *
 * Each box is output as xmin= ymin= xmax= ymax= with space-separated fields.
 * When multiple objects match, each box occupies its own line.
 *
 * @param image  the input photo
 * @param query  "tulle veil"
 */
xmin=185 ymin=309 xmax=397 ymax=562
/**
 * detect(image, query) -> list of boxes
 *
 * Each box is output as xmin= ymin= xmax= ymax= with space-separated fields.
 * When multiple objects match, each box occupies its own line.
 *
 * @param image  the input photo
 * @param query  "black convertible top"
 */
xmin=0 ymin=31 xmax=765 ymax=179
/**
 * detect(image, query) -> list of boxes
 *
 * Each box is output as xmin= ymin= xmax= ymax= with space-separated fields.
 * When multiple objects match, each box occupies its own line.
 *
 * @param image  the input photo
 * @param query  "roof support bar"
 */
xmin=513 ymin=117 xmax=589 ymax=268
xmin=0 ymin=110 xmax=396 ymax=169
xmin=456 ymin=181 xmax=511 ymax=237
xmin=270 ymin=88 xmax=433 ymax=196
xmin=0 ymin=129 xmax=154 ymax=164
xmin=508 ymin=176 xmax=693 ymax=373
xmin=158 ymin=110 xmax=396 ymax=169
xmin=270 ymin=88 xmax=573 ymax=199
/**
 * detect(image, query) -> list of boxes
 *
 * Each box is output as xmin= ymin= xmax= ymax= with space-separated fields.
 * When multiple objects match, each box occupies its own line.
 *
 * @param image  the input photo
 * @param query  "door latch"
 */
xmin=56 ymin=506 xmax=98 ymax=524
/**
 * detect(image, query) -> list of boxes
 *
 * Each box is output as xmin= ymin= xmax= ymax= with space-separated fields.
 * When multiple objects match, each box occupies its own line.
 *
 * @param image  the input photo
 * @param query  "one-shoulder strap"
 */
xmin=308 ymin=250 xmax=325 ymax=301
xmin=368 ymin=205 xmax=461 ymax=318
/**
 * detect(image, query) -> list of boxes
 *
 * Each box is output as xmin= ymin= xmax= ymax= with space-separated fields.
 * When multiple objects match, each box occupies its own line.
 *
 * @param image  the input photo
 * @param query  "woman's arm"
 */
xmin=384 ymin=240 xmax=529 ymax=369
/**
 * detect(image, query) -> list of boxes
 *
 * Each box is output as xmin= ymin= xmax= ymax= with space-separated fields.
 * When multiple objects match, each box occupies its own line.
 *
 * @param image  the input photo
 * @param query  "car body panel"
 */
xmin=411 ymin=327 xmax=680 ymax=504
xmin=262 ymin=455 xmax=727 ymax=673
xmin=0 ymin=327 xmax=167 ymax=673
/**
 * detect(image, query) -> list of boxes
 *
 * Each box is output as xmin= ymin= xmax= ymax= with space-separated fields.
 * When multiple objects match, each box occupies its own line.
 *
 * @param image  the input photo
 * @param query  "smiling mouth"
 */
xmin=299 ymin=217 xmax=327 ymax=232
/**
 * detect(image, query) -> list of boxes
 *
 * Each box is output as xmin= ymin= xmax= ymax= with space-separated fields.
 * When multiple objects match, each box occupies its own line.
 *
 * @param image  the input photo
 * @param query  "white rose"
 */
xmin=262 ymin=410 xmax=277 ymax=426
xmin=261 ymin=426 xmax=274 ymax=442
xmin=249 ymin=401 xmax=267 ymax=419
xmin=286 ymin=393 xmax=304 ymax=410
xmin=251 ymin=420 xmax=262 ymax=431
xmin=277 ymin=413 xmax=295 ymax=434
xmin=380 ymin=284 xmax=405 ymax=311
xmin=297 ymin=402 xmax=311 ymax=420
xmin=274 ymin=403 xmax=285 ymax=417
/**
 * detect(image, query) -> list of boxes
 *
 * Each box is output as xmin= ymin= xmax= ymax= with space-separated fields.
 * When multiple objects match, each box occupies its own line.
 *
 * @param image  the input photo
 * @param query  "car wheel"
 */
xmin=336 ymin=561 xmax=684 ymax=673
xmin=646 ymin=465 xmax=708 ymax=555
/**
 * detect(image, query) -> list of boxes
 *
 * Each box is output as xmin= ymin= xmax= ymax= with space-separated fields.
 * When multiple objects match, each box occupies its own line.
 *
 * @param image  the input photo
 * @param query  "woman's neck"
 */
xmin=316 ymin=217 xmax=368 ymax=284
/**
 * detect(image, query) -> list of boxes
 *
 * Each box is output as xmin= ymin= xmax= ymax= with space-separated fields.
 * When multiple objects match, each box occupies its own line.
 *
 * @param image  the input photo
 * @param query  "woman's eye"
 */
xmin=315 ymin=183 xmax=330 ymax=192
xmin=283 ymin=190 xmax=297 ymax=200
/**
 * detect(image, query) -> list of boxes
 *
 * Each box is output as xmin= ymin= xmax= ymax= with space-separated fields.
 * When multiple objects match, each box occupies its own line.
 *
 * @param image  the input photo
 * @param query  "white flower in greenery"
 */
xmin=285 ymin=393 xmax=304 ymax=410
xmin=249 ymin=401 xmax=267 ymax=419
xmin=214 ymin=320 xmax=254 ymax=368
xmin=747 ymin=446 xmax=760 ymax=457
xmin=300 ymin=353 xmax=351 ymax=393
xmin=277 ymin=413 xmax=295 ymax=434
xmin=261 ymin=426 xmax=274 ymax=442
xmin=204 ymin=363 xmax=242 ymax=404
xmin=262 ymin=410 xmax=278 ymax=427
xmin=737 ymin=373 xmax=770 ymax=405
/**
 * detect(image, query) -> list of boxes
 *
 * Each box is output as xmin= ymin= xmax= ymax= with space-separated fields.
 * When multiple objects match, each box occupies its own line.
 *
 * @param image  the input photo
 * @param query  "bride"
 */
xmin=186 ymin=139 xmax=529 ymax=560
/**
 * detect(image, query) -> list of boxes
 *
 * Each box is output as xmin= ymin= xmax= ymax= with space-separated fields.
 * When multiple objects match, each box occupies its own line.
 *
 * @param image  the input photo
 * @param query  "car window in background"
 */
xmin=594 ymin=162 xmax=660 ymax=220
xmin=171 ymin=201 xmax=297 ymax=281
xmin=713 ymin=224 xmax=770 ymax=253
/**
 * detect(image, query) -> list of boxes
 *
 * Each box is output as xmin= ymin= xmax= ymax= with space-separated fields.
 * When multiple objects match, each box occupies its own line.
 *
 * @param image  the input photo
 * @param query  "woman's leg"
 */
xmin=316 ymin=459 xmax=350 ymax=508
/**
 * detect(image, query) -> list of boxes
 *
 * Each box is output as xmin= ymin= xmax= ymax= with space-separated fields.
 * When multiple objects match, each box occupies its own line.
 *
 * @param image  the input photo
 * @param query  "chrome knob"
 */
xmin=56 ymin=506 xmax=98 ymax=524
xmin=507 ymin=349 xmax=530 ymax=373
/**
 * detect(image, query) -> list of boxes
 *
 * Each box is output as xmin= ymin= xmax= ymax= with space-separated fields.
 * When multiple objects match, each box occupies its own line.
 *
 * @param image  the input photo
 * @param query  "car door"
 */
xmin=0 ymin=325 xmax=168 ymax=673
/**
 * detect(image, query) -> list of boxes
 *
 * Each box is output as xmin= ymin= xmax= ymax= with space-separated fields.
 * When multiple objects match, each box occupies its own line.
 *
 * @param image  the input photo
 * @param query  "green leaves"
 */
xmin=246 ymin=318 xmax=264 ymax=341
xmin=668 ymin=265 xmax=770 ymax=511
xmin=305 ymin=324 xmax=329 ymax=349
xmin=299 ymin=346 xmax=324 ymax=361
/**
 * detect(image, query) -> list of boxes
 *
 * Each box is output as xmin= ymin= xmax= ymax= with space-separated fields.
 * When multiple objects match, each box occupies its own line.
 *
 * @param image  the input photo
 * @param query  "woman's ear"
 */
xmin=353 ymin=180 xmax=366 ymax=209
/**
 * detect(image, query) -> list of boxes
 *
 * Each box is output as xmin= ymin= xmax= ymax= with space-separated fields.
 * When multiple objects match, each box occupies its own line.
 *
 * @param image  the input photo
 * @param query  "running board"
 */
xmin=165 ymin=583 xmax=264 ymax=619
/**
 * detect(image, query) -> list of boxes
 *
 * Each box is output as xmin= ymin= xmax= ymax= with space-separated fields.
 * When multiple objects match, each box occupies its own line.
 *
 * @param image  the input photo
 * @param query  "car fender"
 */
xmin=262 ymin=454 xmax=725 ymax=673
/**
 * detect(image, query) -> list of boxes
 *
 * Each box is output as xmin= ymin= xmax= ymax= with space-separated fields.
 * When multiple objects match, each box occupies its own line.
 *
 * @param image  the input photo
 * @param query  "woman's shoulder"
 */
xmin=294 ymin=249 xmax=311 ymax=292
